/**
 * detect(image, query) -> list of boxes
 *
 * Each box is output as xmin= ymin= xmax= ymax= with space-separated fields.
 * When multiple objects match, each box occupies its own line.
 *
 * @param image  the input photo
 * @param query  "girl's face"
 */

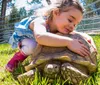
xmin=52 ymin=7 xmax=83 ymax=34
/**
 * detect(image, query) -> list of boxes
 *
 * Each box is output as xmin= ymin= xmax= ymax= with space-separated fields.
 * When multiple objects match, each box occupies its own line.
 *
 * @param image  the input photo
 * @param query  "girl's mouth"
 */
xmin=64 ymin=28 xmax=70 ymax=33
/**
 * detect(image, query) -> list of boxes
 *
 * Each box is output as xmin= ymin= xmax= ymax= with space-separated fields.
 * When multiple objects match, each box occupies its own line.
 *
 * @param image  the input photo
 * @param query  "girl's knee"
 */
xmin=27 ymin=39 xmax=37 ymax=49
xmin=21 ymin=38 xmax=37 ymax=55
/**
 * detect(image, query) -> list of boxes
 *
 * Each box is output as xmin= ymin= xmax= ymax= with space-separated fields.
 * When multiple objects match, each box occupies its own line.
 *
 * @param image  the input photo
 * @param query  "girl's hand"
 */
xmin=67 ymin=38 xmax=90 ymax=57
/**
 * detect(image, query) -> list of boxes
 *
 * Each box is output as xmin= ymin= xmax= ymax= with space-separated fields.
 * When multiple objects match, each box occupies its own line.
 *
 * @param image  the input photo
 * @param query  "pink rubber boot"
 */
xmin=5 ymin=51 xmax=27 ymax=72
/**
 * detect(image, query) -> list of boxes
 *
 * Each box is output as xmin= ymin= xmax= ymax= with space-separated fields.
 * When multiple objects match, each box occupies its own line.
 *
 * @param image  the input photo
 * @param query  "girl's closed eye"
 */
xmin=74 ymin=24 xmax=76 ymax=27
xmin=68 ymin=19 xmax=73 ymax=23
xmin=68 ymin=19 xmax=76 ymax=27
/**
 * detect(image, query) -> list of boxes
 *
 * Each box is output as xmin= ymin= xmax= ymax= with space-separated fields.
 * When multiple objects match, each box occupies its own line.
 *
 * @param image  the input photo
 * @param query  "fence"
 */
xmin=0 ymin=0 xmax=100 ymax=43
xmin=77 ymin=0 xmax=100 ymax=33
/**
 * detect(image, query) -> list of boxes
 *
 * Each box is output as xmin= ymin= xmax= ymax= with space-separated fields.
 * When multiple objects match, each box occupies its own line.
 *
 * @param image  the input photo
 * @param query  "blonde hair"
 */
xmin=35 ymin=0 xmax=84 ymax=19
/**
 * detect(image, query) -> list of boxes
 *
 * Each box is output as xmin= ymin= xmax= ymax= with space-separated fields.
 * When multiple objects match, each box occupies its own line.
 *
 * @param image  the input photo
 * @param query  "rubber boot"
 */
xmin=6 ymin=51 xmax=27 ymax=72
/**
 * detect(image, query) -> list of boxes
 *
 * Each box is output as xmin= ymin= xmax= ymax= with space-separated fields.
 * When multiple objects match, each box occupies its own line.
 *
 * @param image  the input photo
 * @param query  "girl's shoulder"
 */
xmin=30 ymin=16 xmax=49 ymax=31
xmin=33 ymin=16 xmax=47 ymax=24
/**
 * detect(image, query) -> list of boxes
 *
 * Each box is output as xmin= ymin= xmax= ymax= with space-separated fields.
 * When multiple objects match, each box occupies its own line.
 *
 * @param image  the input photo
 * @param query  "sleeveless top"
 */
xmin=9 ymin=16 xmax=50 ymax=49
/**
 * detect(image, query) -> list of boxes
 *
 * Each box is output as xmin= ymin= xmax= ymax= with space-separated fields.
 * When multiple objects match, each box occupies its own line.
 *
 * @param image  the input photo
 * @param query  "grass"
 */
xmin=0 ymin=35 xmax=100 ymax=85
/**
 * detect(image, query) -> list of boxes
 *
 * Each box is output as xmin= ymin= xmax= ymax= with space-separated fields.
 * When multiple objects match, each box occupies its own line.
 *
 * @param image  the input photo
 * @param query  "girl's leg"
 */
xmin=6 ymin=38 xmax=37 ymax=72
xmin=21 ymin=38 xmax=37 ymax=55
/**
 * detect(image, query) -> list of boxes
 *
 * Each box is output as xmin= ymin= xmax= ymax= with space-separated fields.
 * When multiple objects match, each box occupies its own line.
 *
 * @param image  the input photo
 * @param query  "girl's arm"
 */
xmin=29 ymin=18 xmax=90 ymax=57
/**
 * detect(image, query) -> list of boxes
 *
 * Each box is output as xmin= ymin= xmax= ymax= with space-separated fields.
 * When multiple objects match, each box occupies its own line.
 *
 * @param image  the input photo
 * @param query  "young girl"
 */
xmin=6 ymin=0 xmax=96 ymax=72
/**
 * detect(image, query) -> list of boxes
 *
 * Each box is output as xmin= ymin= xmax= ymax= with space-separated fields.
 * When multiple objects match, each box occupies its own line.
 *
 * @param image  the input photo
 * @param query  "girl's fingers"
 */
xmin=79 ymin=47 xmax=90 ymax=57
xmin=74 ymin=39 xmax=91 ymax=57
xmin=82 ymin=45 xmax=89 ymax=51
xmin=82 ymin=48 xmax=90 ymax=56
xmin=78 ymin=40 xmax=90 ymax=56
xmin=78 ymin=40 xmax=83 ymax=44
xmin=80 ymin=50 xmax=88 ymax=57
xmin=79 ymin=50 xmax=85 ymax=57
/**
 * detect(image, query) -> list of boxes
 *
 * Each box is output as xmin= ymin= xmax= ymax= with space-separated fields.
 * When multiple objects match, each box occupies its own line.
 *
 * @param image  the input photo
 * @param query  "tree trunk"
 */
xmin=0 ymin=0 xmax=7 ymax=42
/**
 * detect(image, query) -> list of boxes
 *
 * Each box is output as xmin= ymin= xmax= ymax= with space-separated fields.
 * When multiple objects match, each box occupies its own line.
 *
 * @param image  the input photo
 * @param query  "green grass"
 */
xmin=0 ymin=35 xmax=100 ymax=85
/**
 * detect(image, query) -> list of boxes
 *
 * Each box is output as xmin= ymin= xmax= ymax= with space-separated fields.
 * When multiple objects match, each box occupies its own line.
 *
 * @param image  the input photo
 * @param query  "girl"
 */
xmin=6 ymin=0 xmax=96 ymax=72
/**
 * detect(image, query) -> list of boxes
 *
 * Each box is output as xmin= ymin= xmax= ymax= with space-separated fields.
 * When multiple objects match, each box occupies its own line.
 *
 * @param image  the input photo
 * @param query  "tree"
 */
xmin=0 ymin=0 xmax=2 ymax=16
xmin=83 ymin=0 xmax=100 ymax=17
xmin=0 ymin=0 xmax=7 ymax=17
xmin=0 ymin=0 xmax=8 ymax=42
xmin=0 ymin=0 xmax=13 ymax=21
xmin=27 ymin=0 xmax=41 ymax=4
xmin=9 ymin=6 xmax=20 ymax=30
xmin=0 ymin=0 xmax=15 ymax=42
xmin=26 ymin=0 xmax=42 ymax=16
xmin=94 ymin=0 xmax=100 ymax=15
xmin=7 ymin=6 xmax=20 ymax=39
xmin=0 ymin=0 xmax=15 ymax=23
xmin=19 ymin=7 xmax=27 ymax=19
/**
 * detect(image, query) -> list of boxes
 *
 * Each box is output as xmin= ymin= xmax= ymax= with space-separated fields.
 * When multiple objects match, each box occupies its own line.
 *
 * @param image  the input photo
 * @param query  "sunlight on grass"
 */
xmin=0 ymin=35 xmax=100 ymax=85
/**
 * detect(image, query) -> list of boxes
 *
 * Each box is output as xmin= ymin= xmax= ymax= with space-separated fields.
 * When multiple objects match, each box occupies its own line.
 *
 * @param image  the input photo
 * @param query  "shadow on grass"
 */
xmin=0 ymin=49 xmax=17 ymax=55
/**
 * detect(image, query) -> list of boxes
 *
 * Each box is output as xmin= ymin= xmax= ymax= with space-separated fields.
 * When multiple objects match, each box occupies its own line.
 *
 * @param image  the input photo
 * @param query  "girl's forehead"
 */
xmin=64 ymin=7 xmax=83 ymax=23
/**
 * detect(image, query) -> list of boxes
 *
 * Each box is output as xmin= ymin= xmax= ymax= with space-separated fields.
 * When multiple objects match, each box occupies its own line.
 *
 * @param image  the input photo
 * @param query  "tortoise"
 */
xmin=17 ymin=32 xmax=97 ymax=85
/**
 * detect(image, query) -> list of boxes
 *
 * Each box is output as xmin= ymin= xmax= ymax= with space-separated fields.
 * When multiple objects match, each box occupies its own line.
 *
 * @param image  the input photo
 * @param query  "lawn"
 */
xmin=0 ymin=35 xmax=100 ymax=85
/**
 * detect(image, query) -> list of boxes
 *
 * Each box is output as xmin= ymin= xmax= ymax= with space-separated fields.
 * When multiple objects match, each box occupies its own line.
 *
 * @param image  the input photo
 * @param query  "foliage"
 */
xmin=8 ymin=6 xmax=20 ymax=31
xmin=26 ymin=0 xmax=42 ymax=16
xmin=0 ymin=0 xmax=2 ymax=15
xmin=9 ymin=6 xmax=20 ymax=23
xmin=27 ymin=0 xmax=41 ymax=4
xmin=19 ymin=7 xmax=27 ymax=19
xmin=0 ymin=0 xmax=15 ymax=16
xmin=83 ymin=0 xmax=100 ymax=17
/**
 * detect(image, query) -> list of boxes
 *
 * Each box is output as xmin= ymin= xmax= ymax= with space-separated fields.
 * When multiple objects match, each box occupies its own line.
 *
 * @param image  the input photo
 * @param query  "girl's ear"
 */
xmin=52 ymin=8 xmax=60 ymax=17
